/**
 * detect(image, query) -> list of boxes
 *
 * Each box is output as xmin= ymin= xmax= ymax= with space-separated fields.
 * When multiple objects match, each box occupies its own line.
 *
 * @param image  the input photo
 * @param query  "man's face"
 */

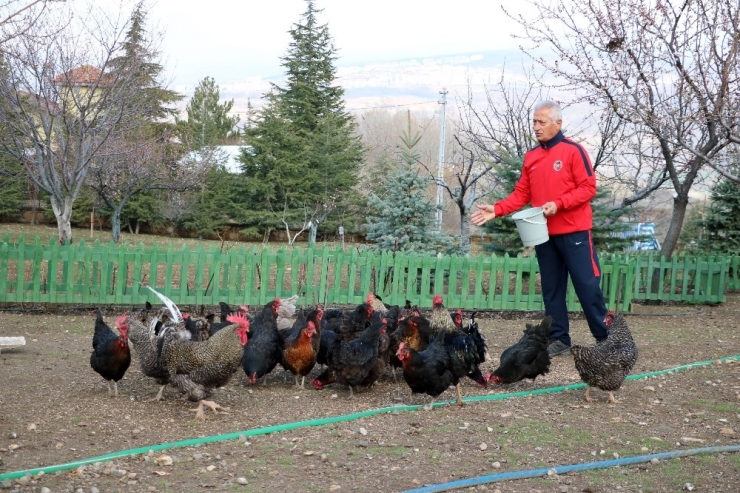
xmin=533 ymin=108 xmax=562 ymax=143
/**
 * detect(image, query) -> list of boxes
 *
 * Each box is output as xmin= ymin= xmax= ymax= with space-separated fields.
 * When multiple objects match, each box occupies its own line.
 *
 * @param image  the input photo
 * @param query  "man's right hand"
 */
xmin=471 ymin=204 xmax=496 ymax=226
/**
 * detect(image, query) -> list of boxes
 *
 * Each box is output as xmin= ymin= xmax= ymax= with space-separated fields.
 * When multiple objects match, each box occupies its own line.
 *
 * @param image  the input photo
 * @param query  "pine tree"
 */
xmin=107 ymin=2 xmax=181 ymax=132
xmin=365 ymin=126 xmax=457 ymax=255
xmin=88 ymin=1 xmax=184 ymax=243
xmin=696 ymin=167 xmax=740 ymax=253
xmin=121 ymin=190 xmax=164 ymax=234
xmin=177 ymin=76 xmax=239 ymax=148
xmin=239 ymin=0 xmax=363 ymax=241
xmin=591 ymin=187 xmax=634 ymax=252
xmin=481 ymin=151 xmax=525 ymax=256
xmin=0 ymin=150 xmax=24 ymax=220
xmin=182 ymin=165 xmax=237 ymax=238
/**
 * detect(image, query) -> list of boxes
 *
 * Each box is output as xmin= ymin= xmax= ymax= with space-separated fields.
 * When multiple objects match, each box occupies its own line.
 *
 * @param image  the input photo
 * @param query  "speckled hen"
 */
xmin=571 ymin=312 xmax=638 ymax=404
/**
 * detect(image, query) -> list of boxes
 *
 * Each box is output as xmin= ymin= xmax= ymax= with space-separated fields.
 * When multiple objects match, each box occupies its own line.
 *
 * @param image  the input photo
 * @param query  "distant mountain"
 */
xmin=200 ymin=49 xmax=530 ymax=115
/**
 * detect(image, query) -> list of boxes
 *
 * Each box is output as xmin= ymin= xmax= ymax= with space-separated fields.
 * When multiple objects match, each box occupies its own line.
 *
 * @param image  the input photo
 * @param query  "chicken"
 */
xmin=211 ymin=305 xmax=249 ymax=336
xmin=183 ymin=312 xmax=210 ymax=341
xmin=279 ymin=309 xmax=322 ymax=388
xmin=277 ymin=294 xmax=299 ymax=330
xmin=388 ymin=314 xmax=432 ymax=375
xmin=366 ymin=293 xmax=387 ymax=315
xmin=442 ymin=309 xmax=489 ymax=406
xmin=241 ymin=299 xmax=282 ymax=384
xmin=312 ymin=317 xmax=387 ymax=396
xmin=572 ymin=312 xmax=638 ymax=404
xmin=126 ymin=305 xmax=191 ymax=401
xmin=489 ymin=316 xmax=552 ymax=386
xmin=429 ymin=294 xmax=457 ymax=337
xmin=161 ymin=312 xmax=250 ymax=420
xmin=452 ymin=309 xmax=464 ymax=331
xmin=90 ymin=310 xmax=131 ymax=397
xmin=218 ymin=301 xmax=248 ymax=323
xmin=323 ymin=301 xmax=374 ymax=341
xmin=396 ymin=329 xmax=455 ymax=410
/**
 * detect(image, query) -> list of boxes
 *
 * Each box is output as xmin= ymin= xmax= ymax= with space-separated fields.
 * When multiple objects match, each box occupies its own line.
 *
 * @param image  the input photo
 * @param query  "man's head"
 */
xmin=533 ymin=100 xmax=563 ymax=143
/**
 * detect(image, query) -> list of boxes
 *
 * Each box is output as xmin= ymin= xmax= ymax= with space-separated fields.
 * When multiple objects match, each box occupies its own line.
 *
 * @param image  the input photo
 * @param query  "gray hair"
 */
xmin=533 ymin=100 xmax=563 ymax=122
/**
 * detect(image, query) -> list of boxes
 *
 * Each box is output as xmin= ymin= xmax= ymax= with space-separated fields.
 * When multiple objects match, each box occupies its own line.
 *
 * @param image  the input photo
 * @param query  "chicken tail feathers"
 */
xmin=144 ymin=285 xmax=182 ymax=323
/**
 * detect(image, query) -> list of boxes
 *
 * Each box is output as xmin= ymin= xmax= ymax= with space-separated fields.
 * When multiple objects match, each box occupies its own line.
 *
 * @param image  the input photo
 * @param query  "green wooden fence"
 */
xmin=0 ymin=236 xmax=731 ymax=311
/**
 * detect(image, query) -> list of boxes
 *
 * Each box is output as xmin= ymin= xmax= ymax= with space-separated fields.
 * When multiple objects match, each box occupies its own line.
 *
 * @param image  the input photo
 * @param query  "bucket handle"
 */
xmin=520 ymin=217 xmax=546 ymax=225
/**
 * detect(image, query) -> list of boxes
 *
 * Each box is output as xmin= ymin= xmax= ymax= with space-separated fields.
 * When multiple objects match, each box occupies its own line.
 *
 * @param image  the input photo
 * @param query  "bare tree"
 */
xmin=509 ymin=0 xmax=740 ymax=258
xmin=417 ymin=71 xmax=545 ymax=252
xmin=0 ymin=4 xmax=146 ymax=244
xmin=0 ymin=0 xmax=66 ymax=46
xmin=87 ymin=131 xmax=212 ymax=243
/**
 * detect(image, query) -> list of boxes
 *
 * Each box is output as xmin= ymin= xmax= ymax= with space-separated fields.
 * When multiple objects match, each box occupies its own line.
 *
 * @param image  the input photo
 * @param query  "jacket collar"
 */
xmin=539 ymin=131 xmax=565 ymax=150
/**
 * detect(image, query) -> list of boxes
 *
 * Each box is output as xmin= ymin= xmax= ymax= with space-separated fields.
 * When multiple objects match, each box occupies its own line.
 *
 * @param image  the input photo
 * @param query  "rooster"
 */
xmin=442 ymin=309 xmax=489 ymax=405
xmin=572 ymin=312 xmax=638 ymax=404
xmin=161 ymin=312 xmax=250 ymax=420
xmin=489 ymin=316 xmax=551 ymax=386
xmin=429 ymin=294 xmax=457 ymax=337
xmin=241 ymin=298 xmax=282 ymax=384
xmin=127 ymin=306 xmax=191 ymax=401
xmin=396 ymin=329 xmax=454 ymax=410
xmin=90 ymin=310 xmax=131 ymax=397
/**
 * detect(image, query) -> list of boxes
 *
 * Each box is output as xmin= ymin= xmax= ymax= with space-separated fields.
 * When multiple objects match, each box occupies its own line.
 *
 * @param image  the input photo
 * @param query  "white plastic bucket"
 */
xmin=511 ymin=207 xmax=549 ymax=247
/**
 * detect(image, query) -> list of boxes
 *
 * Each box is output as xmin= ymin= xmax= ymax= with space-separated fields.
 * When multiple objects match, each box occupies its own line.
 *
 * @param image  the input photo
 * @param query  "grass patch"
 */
xmin=498 ymin=419 xmax=601 ymax=451
xmin=689 ymin=399 xmax=738 ymax=413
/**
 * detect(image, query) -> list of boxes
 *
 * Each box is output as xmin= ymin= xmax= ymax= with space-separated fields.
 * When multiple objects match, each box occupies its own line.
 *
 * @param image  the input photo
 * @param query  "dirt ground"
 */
xmin=1 ymin=296 xmax=739 ymax=493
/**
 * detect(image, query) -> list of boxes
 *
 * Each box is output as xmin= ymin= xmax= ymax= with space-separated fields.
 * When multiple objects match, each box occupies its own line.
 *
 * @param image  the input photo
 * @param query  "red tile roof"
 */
xmin=52 ymin=65 xmax=103 ymax=85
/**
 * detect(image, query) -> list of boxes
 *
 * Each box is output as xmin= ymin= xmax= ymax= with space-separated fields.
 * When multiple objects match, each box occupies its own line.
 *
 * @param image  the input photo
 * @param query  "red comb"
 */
xmin=227 ymin=312 xmax=250 ymax=328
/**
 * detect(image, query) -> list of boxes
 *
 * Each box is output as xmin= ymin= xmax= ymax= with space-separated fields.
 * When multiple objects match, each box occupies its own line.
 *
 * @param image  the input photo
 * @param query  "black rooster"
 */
xmin=90 ymin=310 xmax=131 ymax=397
xmin=489 ymin=316 xmax=552 ymax=386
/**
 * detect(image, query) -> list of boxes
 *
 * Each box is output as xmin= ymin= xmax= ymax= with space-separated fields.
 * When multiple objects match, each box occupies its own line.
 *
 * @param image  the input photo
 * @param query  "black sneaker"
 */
xmin=547 ymin=340 xmax=571 ymax=357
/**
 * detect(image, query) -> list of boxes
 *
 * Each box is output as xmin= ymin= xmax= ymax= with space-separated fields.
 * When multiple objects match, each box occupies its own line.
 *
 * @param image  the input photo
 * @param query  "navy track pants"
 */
xmin=534 ymin=230 xmax=608 ymax=346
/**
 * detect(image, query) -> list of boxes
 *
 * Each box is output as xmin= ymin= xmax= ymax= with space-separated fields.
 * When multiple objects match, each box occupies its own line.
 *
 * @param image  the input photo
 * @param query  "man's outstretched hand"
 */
xmin=471 ymin=204 xmax=496 ymax=226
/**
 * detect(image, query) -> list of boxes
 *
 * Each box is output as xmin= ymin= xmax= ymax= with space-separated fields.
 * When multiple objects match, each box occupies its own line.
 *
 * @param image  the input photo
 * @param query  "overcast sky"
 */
xmin=133 ymin=0 xmax=535 ymax=88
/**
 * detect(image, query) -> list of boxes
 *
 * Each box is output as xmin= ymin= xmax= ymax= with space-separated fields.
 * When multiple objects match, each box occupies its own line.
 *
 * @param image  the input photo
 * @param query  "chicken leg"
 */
xmin=584 ymin=386 xmax=594 ymax=402
xmin=147 ymin=385 xmax=168 ymax=402
xmin=423 ymin=397 xmax=437 ymax=411
xmin=455 ymin=384 xmax=465 ymax=407
xmin=190 ymin=400 xmax=229 ymax=421
xmin=607 ymin=391 xmax=620 ymax=404
xmin=107 ymin=381 xmax=120 ymax=398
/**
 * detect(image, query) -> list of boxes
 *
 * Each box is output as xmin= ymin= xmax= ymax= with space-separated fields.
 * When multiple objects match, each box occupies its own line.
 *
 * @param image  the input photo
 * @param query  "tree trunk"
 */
xmin=111 ymin=207 xmax=123 ymax=244
xmin=135 ymin=220 xmax=140 ymax=235
xmin=49 ymin=195 xmax=74 ymax=245
xmin=649 ymin=192 xmax=690 ymax=298
xmin=661 ymin=193 xmax=690 ymax=261
xmin=459 ymin=208 xmax=470 ymax=255
xmin=308 ymin=221 xmax=318 ymax=246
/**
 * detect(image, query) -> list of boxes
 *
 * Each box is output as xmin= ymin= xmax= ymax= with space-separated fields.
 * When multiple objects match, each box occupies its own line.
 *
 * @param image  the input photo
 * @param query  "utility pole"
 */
xmin=436 ymin=87 xmax=447 ymax=230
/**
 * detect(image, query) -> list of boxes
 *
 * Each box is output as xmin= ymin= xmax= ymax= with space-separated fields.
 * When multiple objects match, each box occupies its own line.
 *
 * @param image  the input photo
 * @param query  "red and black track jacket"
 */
xmin=494 ymin=131 xmax=596 ymax=235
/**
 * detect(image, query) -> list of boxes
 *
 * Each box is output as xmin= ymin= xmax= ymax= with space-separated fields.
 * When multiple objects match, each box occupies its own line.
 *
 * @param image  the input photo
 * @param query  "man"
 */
xmin=470 ymin=100 xmax=608 ymax=356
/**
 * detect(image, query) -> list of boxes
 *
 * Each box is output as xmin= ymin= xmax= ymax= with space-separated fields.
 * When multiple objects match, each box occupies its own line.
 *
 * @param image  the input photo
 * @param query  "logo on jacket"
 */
xmin=553 ymin=160 xmax=563 ymax=171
